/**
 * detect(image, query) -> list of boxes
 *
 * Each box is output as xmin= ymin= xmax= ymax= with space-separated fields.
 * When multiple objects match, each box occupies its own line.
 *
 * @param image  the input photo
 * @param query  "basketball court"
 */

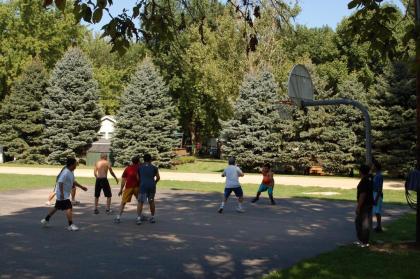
xmin=0 ymin=187 xmax=406 ymax=279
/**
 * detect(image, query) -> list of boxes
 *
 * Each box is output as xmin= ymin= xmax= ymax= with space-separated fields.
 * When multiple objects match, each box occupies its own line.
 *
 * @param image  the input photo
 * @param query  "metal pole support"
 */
xmin=301 ymin=98 xmax=373 ymax=166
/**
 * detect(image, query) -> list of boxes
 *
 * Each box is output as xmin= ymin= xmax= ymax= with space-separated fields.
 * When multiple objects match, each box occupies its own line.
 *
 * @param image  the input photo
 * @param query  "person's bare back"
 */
xmin=94 ymin=154 xmax=118 ymax=183
xmin=95 ymin=159 xmax=111 ymax=178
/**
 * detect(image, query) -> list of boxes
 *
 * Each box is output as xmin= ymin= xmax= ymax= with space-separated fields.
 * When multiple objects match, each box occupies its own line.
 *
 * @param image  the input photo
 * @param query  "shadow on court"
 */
xmin=0 ymin=188 xmax=407 ymax=279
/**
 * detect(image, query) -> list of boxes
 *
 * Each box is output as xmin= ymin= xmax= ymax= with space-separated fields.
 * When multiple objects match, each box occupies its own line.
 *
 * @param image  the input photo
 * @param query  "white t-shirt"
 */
xmin=222 ymin=165 xmax=243 ymax=188
xmin=55 ymin=168 xmax=75 ymax=201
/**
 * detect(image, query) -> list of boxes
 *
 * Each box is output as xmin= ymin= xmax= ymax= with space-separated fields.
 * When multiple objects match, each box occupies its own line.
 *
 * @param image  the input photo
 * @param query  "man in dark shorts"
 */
xmin=94 ymin=153 xmax=119 ymax=214
xmin=41 ymin=158 xmax=87 ymax=231
xmin=136 ymin=154 xmax=160 ymax=225
xmin=355 ymin=164 xmax=374 ymax=247
xmin=218 ymin=157 xmax=245 ymax=213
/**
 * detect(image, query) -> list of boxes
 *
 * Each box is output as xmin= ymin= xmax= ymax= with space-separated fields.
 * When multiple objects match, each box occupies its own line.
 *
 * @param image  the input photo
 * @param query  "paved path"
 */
xmin=0 ymin=166 xmax=405 ymax=190
xmin=0 ymin=188 xmax=407 ymax=279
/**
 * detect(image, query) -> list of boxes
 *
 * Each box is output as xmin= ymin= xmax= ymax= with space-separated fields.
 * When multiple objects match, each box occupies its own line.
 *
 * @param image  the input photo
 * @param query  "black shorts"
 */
xmin=95 ymin=178 xmax=112 ymax=198
xmin=55 ymin=199 xmax=72 ymax=210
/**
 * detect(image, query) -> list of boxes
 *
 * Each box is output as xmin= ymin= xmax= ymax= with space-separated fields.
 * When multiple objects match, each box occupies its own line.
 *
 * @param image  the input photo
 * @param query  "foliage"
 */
xmin=370 ymin=62 xmax=416 ymax=177
xmin=148 ymin=5 xmax=248 ymax=148
xmin=111 ymin=60 xmax=178 ymax=167
xmin=43 ymin=47 xmax=102 ymax=164
xmin=0 ymin=0 xmax=84 ymax=101
xmin=221 ymin=71 xmax=284 ymax=170
xmin=82 ymin=35 xmax=147 ymax=115
xmin=45 ymin=0 xmax=299 ymax=55
xmin=0 ymin=60 xmax=48 ymax=163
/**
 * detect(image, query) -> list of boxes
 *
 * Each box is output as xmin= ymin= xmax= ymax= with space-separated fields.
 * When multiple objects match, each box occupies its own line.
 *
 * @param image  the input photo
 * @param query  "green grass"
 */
xmin=169 ymin=158 xmax=227 ymax=173
xmin=0 ymin=174 xmax=407 ymax=205
xmin=264 ymin=213 xmax=419 ymax=279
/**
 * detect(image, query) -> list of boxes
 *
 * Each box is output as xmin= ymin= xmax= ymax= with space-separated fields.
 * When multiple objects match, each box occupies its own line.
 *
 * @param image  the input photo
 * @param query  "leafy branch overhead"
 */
xmin=43 ymin=0 xmax=298 ymax=54
xmin=346 ymin=0 xmax=412 ymax=60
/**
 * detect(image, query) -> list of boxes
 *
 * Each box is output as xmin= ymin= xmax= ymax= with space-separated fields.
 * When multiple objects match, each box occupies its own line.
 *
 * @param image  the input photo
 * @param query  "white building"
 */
xmin=98 ymin=115 xmax=116 ymax=140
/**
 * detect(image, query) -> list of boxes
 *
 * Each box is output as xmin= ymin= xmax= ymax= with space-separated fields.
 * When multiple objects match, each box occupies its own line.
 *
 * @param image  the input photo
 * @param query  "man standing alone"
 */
xmin=94 ymin=153 xmax=119 ymax=214
xmin=136 ymin=154 xmax=160 ymax=225
xmin=355 ymin=164 xmax=374 ymax=247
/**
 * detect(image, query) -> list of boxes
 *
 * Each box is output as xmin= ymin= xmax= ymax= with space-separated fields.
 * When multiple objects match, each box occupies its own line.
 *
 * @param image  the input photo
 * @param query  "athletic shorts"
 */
xmin=55 ymin=199 xmax=72 ymax=210
xmin=373 ymin=192 xmax=383 ymax=215
xmin=224 ymin=187 xmax=243 ymax=199
xmin=122 ymin=187 xmax=139 ymax=203
xmin=139 ymin=187 xmax=156 ymax=203
xmin=95 ymin=178 xmax=112 ymax=198
xmin=258 ymin=184 xmax=274 ymax=195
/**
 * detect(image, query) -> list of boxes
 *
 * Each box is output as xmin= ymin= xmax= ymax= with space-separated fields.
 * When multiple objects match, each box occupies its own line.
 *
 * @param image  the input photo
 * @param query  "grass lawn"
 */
xmin=170 ymin=159 xmax=227 ymax=173
xmin=264 ymin=213 xmax=419 ymax=279
xmin=0 ymin=174 xmax=407 ymax=204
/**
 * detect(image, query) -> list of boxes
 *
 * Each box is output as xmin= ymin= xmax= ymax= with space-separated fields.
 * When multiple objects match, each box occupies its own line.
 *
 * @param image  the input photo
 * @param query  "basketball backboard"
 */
xmin=288 ymin=64 xmax=314 ymax=107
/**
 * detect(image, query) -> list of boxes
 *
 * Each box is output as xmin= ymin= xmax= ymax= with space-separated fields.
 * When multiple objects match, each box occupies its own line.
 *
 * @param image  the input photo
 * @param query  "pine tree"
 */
xmin=221 ymin=71 xmax=284 ymax=170
xmin=43 ymin=48 xmax=102 ymax=164
xmin=370 ymin=62 xmax=416 ymax=177
xmin=111 ymin=60 xmax=178 ymax=167
xmin=0 ymin=59 xmax=47 ymax=163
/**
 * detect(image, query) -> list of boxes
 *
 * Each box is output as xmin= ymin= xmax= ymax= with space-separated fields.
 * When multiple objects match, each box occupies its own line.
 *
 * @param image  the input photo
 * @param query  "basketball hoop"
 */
xmin=288 ymin=64 xmax=314 ymax=108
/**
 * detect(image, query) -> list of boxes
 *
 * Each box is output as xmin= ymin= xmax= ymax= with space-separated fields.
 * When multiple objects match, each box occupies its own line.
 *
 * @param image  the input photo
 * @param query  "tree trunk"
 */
xmin=414 ymin=0 xmax=420 ymax=244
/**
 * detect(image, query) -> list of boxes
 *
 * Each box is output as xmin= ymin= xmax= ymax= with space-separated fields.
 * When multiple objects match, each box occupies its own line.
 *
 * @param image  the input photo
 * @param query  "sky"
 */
xmin=88 ymin=0 xmax=406 ymax=33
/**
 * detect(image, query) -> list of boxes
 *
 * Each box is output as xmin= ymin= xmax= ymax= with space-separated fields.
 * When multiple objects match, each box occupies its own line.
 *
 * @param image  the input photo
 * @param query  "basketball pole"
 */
xmin=301 ymin=99 xmax=373 ymax=166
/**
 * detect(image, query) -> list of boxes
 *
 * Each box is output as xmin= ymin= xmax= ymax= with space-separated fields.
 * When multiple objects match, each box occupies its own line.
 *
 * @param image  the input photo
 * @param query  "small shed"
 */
xmin=86 ymin=139 xmax=111 ymax=166
xmin=98 ymin=115 xmax=116 ymax=140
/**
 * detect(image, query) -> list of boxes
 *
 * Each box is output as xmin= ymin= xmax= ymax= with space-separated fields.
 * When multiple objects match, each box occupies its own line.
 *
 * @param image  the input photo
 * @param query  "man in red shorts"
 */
xmin=114 ymin=156 xmax=140 ymax=223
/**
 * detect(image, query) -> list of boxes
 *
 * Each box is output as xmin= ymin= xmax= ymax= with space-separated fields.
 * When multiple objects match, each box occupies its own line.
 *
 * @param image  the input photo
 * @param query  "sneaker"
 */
xmin=41 ymin=219 xmax=49 ymax=227
xmin=236 ymin=206 xmax=245 ymax=213
xmin=251 ymin=197 xmax=259 ymax=203
xmin=94 ymin=209 xmax=99 ymax=214
xmin=114 ymin=216 xmax=121 ymax=224
xmin=106 ymin=209 xmax=113 ymax=215
xmin=149 ymin=217 xmax=156 ymax=224
xmin=67 ymin=224 xmax=79 ymax=231
xmin=270 ymin=200 xmax=276 ymax=205
xmin=136 ymin=217 xmax=142 ymax=225
xmin=353 ymin=241 xmax=362 ymax=246
xmin=360 ymin=243 xmax=370 ymax=248
xmin=218 ymin=207 xmax=224 ymax=214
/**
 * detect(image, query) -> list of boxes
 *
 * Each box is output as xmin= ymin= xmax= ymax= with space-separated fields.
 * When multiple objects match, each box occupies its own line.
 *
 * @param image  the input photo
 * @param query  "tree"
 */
xmin=0 ymin=59 xmax=48 ymax=163
xmin=43 ymin=47 xmax=102 ymax=164
xmin=221 ymin=71 xmax=284 ymax=170
xmin=370 ymin=62 xmax=416 ymax=177
xmin=111 ymin=60 xmax=178 ymax=167
xmin=44 ymin=0 xmax=298 ymax=54
xmin=82 ymin=35 xmax=147 ymax=115
xmin=0 ymin=0 xmax=84 ymax=101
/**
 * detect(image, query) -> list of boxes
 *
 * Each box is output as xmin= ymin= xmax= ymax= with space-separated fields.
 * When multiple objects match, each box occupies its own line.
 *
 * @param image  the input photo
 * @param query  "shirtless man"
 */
xmin=94 ymin=153 xmax=119 ymax=214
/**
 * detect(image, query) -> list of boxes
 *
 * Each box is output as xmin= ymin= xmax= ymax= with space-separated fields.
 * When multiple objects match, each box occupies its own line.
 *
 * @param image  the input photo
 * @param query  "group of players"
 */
xmin=40 ymin=154 xmax=276 ymax=231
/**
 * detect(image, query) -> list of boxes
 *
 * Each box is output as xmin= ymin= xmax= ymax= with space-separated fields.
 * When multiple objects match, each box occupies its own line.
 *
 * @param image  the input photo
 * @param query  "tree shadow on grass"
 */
xmin=0 ymin=190 xmax=408 ymax=279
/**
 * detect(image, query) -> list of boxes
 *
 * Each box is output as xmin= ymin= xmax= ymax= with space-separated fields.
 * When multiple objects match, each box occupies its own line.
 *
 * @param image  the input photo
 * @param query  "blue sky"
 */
xmin=88 ymin=0 xmax=405 ymax=32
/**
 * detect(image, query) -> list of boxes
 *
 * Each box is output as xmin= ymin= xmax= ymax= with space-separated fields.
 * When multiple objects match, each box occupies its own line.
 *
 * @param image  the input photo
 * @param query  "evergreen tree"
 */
xmin=0 ymin=59 xmax=47 ymax=163
xmin=370 ymin=62 xmax=416 ymax=177
xmin=221 ymin=71 xmax=284 ymax=170
xmin=43 ymin=48 xmax=102 ymax=164
xmin=111 ymin=61 xmax=178 ymax=167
